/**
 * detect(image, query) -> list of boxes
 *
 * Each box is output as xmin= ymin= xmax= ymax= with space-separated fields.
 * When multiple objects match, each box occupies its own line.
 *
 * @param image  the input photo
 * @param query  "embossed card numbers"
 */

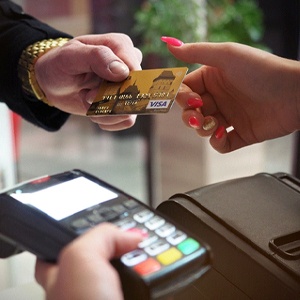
xmin=86 ymin=67 xmax=188 ymax=115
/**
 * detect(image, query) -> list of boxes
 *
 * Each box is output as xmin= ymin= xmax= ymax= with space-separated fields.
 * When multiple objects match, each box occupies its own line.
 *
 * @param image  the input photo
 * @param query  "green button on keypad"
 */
xmin=178 ymin=238 xmax=200 ymax=255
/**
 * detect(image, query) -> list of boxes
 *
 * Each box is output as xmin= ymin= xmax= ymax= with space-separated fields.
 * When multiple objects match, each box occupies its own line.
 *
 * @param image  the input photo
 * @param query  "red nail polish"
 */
xmin=187 ymin=98 xmax=203 ymax=109
xmin=161 ymin=36 xmax=184 ymax=47
xmin=215 ymin=126 xmax=225 ymax=139
xmin=189 ymin=116 xmax=200 ymax=128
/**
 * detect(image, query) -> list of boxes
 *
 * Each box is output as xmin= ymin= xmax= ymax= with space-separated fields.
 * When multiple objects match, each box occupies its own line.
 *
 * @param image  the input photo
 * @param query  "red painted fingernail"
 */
xmin=189 ymin=116 xmax=200 ymax=128
xmin=187 ymin=98 xmax=203 ymax=109
xmin=161 ymin=36 xmax=184 ymax=47
xmin=215 ymin=126 xmax=225 ymax=139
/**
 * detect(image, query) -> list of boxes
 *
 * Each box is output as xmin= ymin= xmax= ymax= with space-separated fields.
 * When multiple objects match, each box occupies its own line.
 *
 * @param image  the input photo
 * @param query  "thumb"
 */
xmin=57 ymin=41 xmax=131 ymax=82
xmin=73 ymin=223 xmax=143 ymax=259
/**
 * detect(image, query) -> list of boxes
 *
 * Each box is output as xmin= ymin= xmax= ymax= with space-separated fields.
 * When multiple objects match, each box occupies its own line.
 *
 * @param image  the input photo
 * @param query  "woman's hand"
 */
xmin=162 ymin=38 xmax=300 ymax=152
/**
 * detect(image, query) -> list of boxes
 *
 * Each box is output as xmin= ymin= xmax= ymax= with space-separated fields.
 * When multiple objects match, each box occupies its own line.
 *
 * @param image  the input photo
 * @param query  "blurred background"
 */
xmin=0 ymin=0 xmax=299 ymax=298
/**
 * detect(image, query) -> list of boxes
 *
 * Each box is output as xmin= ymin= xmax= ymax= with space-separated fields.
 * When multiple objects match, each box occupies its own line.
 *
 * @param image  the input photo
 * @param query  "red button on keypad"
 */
xmin=133 ymin=258 xmax=161 ymax=276
xmin=127 ymin=227 xmax=148 ymax=238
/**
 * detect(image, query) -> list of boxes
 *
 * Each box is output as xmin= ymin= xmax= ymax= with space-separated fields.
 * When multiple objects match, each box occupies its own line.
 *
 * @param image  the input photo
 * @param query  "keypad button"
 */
xmin=145 ymin=216 xmax=165 ymax=230
xmin=133 ymin=258 xmax=161 ymax=276
xmin=97 ymin=207 xmax=119 ymax=221
xmin=112 ymin=204 xmax=127 ymax=215
xmin=134 ymin=209 xmax=154 ymax=223
xmin=121 ymin=250 xmax=147 ymax=267
xmin=87 ymin=213 xmax=105 ymax=224
xmin=138 ymin=233 xmax=158 ymax=248
xmin=127 ymin=227 xmax=148 ymax=238
xmin=144 ymin=240 xmax=170 ymax=256
xmin=155 ymin=223 xmax=176 ymax=238
xmin=123 ymin=199 xmax=139 ymax=210
xmin=71 ymin=218 xmax=90 ymax=230
xmin=178 ymin=238 xmax=200 ymax=255
xmin=166 ymin=231 xmax=187 ymax=245
xmin=96 ymin=207 xmax=110 ymax=214
xmin=157 ymin=247 xmax=182 ymax=266
xmin=114 ymin=218 xmax=137 ymax=230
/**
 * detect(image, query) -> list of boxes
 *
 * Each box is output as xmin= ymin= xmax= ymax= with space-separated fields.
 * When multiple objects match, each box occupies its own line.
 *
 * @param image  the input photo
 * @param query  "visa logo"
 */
xmin=147 ymin=100 xmax=171 ymax=109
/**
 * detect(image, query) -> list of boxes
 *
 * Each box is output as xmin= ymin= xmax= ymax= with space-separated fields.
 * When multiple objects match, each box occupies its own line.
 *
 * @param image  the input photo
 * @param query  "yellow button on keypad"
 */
xmin=157 ymin=247 xmax=182 ymax=266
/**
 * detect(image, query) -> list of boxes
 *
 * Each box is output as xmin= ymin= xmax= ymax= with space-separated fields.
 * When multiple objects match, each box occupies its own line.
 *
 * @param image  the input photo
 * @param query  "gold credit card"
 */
xmin=86 ymin=67 xmax=188 ymax=115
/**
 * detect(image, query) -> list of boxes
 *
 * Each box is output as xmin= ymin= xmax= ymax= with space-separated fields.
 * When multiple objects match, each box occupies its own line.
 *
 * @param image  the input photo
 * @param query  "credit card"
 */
xmin=86 ymin=67 xmax=188 ymax=115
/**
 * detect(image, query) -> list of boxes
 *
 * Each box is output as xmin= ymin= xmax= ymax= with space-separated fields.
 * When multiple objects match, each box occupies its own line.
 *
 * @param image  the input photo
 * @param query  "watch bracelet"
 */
xmin=18 ymin=37 xmax=70 ymax=106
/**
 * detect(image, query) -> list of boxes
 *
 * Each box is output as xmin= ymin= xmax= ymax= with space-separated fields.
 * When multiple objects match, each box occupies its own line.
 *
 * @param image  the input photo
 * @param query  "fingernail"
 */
xmin=215 ymin=126 xmax=225 ymax=139
xmin=189 ymin=116 xmax=200 ymax=129
xmin=202 ymin=117 xmax=216 ymax=131
xmin=187 ymin=98 xmax=203 ymax=109
xmin=109 ymin=61 xmax=129 ymax=74
xmin=161 ymin=36 xmax=184 ymax=47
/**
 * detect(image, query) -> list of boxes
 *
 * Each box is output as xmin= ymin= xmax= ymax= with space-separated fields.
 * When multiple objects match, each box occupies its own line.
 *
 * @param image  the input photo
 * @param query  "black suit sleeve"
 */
xmin=0 ymin=0 xmax=73 ymax=131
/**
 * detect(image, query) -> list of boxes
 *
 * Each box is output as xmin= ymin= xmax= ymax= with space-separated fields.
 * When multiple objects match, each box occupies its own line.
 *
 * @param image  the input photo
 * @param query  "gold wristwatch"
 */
xmin=18 ymin=37 xmax=70 ymax=106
